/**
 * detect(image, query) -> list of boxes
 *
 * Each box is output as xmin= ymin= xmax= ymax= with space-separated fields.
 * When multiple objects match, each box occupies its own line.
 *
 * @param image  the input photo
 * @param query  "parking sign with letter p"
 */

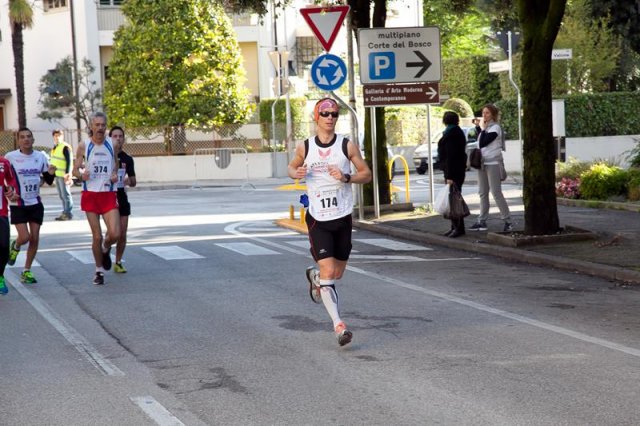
xmin=369 ymin=52 xmax=395 ymax=80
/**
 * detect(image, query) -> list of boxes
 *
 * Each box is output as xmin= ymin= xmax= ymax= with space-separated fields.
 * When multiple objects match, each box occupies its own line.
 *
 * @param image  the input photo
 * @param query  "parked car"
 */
xmin=413 ymin=126 xmax=478 ymax=174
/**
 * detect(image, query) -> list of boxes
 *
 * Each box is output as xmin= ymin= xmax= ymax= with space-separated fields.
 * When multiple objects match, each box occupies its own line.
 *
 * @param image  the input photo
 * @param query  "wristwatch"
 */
xmin=343 ymin=173 xmax=351 ymax=183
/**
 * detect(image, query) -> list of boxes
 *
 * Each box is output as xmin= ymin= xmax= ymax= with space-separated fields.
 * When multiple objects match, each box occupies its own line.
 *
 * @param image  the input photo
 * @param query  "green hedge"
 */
xmin=497 ymin=91 xmax=640 ymax=138
xmin=441 ymin=56 xmax=501 ymax=114
xmin=259 ymin=97 xmax=308 ymax=141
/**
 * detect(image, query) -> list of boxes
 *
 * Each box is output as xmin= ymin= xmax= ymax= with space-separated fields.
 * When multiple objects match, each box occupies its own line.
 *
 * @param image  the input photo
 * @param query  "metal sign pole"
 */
xmin=370 ymin=107 xmax=380 ymax=219
xmin=331 ymin=92 xmax=364 ymax=220
xmin=427 ymin=104 xmax=435 ymax=207
xmin=507 ymin=31 xmax=523 ymax=145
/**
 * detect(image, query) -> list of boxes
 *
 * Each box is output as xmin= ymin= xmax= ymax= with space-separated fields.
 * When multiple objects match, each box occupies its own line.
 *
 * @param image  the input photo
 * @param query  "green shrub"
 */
xmin=626 ymin=137 xmax=640 ymax=168
xmin=259 ymin=97 xmax=308 ymax=141
xmin=385 ymin=106 xmax=427 ymax=146
xmin=442 ymin=97 xmax=474 ymax=118
xmin=441 ymin=56 xmax=501 ymax=113
xmin=579 ymin=163 xmax=628 ymax=200
xmin=556 ymin=157 xmax=591 ymax=181
xmin=498 ymin=91 xmax=640 ymax=139
xmin=627 ymin=168 xmax=640 ymax=201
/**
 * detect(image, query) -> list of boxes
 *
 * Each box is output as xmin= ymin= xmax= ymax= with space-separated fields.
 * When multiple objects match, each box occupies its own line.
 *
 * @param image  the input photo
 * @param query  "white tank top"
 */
xmin=83 ymin=139 xmax=116 ymax=192
xmin=5 ymin=150 xmax=49 ymax=206
xmin=304 ymin=135 xmax=353 ymax=221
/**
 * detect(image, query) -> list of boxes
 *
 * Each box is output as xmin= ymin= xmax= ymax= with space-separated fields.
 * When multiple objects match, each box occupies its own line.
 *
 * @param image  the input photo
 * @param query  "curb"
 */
xmin=353 ymin=220 xmax=640 ymax=285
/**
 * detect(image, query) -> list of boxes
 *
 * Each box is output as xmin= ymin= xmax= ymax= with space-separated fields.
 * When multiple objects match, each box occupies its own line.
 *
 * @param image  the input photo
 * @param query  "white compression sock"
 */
xmin=319 ymin=279 xmax=341 ymax=328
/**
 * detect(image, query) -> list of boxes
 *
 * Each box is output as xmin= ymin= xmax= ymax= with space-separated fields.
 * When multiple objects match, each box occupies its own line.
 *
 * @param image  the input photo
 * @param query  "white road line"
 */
xmin=349 ymin=254 xmax=478 ymax=263
xmin=143 ymin=246 xmax=204 ymax=260
xmin=228 ymin=221 xmax=640 ymax=359
xmin=130 ymin=396 xmax=185 ymax=426
xmin=215 ymin=242 xmax=279 ymax=256
xmin=355 ymin=238 xmax=433 ymax=251
xmin=347 ymin=265 xmax=640 ymax=358
xmin=286 ymin=239 xmax=360 ymax=253
xmin=67 ymin=250 xmax=103 ymax=264
xmin=5 ymin=270 xmax=125 ymax=376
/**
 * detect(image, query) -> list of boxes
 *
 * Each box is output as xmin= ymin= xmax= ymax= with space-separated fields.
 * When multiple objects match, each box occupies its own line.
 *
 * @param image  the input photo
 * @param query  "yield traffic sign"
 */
xmin=358 ymin=27 xmax=441 ymax=84
xmin=311 ymin=54 xmax=347 ymax=91
xmin=300 ymin=5 xmax=350 ymax=52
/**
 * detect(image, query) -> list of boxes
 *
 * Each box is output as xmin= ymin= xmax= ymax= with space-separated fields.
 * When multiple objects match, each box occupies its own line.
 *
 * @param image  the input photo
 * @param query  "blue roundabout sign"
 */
xmin=311 ymin=54 xmax=347 ymax=91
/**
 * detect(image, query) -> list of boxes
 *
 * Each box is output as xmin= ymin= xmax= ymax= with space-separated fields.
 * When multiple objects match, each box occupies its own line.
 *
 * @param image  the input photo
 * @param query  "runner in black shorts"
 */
xmin=6 ymin=128 xmax=56 ymax=284
xmin=288 ymin=98 xmax=371 ymax=347
xmin=110 ymin=126 xmax=136 ymax=273
xmin=306 ymin=214 xmax=353 ymax=262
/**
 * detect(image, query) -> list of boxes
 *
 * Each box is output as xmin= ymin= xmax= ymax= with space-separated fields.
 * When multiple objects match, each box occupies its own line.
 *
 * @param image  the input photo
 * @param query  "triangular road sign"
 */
xmin=300 ymin=5 xmax=350 ymax=52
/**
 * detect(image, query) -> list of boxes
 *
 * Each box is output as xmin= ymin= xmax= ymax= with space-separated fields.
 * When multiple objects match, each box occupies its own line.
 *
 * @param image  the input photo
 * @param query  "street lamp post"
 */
xmin=69 ymin=0 xmax=82 ymax=144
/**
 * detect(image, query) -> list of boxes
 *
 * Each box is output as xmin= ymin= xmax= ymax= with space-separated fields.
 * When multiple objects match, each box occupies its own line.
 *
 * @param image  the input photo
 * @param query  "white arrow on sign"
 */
xmin=425 ymin=85 xmax=438 ymax=100
xmin=316 ymin=57 xmax=344 ymax=85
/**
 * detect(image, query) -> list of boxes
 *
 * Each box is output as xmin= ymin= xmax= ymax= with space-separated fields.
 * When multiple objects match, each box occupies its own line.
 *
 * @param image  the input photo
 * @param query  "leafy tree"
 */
xmin=37 ymin=57 xmax=102 ymax=130
xmin=518 ymin=0 xmax=567 ymax=235
xmin=589 ymin=0 xmax=640 ymax=91
xmin=552 ymin=0 xmax=620 ymax=95
xmin=423 ymin=1 xmax=492 ymax=59
xmin=8 ymin=0 xmax=33 ymax=128
xmin=104 ymin=0 xmax=253 ymax=130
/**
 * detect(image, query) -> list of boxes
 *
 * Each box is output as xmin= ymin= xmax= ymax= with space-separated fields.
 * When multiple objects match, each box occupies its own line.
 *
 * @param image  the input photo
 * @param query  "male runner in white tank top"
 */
xmin=288 ymin=98 xmax=372 ymax=346
xmin=74 ymin=112 xmax=120 ymax=286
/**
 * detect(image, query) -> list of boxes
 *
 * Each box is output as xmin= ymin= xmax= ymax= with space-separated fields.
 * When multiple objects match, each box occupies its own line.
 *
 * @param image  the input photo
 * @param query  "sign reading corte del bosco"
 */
xmin=358 ymin=27 xmax=441 ymax=84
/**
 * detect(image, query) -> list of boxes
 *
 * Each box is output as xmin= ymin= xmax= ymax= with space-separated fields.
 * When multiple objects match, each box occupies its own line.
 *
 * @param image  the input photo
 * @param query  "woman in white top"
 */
xmin=469 ymin=104 xmax=512 ymax=232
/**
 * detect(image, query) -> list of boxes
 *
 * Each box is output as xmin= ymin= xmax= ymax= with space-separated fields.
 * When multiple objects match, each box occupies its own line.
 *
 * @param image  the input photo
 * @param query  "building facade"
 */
xmin=0 ymin=0 xmax=418 ymax=144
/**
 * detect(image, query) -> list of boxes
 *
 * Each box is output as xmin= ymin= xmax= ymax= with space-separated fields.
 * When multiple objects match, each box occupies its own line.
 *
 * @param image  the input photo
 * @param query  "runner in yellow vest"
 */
xmin=50 ymin=130 xmax=74 ymax=220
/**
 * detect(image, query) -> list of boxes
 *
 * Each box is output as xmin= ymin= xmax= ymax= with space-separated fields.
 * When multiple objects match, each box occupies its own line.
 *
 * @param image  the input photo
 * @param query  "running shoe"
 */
xmin=7 ymin=239 xmax=19 ymax=266
xmin=102 ymin=246 xmax=112 ymax=271
xmin=114 ymin=262 xmax=127 ymax=273
xmin=335 ymin=322 xmax=353 ymax=347
xmin=305 ymin=266 xmax=322 ymax=304
xmin=0 ymin=276 xmax=7 ymax=295
xmin=20 ymin=270 xmax=37 ymax=284
xmin=469 ymin=221 xmax=488 ymax=231
xmin=93 ymin=272 xmax=105 ymax=286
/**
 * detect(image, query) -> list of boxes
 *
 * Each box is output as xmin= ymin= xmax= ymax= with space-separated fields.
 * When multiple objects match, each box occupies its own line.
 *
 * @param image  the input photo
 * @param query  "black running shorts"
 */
xmin=117 ymin=190 xmax=131 ymax=216
xmin=305 ymin=213 xmax=352 ymax=261
xmin=10 ymin=203 xmax=45 ymax=225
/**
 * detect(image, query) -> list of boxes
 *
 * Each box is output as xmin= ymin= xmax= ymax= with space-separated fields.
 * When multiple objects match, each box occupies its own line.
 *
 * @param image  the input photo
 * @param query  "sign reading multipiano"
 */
xmin=363 ymin=82 xmax=439 ymax=107
xmin=358 ymin=27 xmax=441 ymax=84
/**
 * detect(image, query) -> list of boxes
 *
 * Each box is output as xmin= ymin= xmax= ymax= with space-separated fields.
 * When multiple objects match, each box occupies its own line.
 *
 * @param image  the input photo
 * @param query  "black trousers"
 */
xmin=0 ymin=216 xmax=9 ymax=276
xmin=450 ymin=181 xmax=465 ymax=232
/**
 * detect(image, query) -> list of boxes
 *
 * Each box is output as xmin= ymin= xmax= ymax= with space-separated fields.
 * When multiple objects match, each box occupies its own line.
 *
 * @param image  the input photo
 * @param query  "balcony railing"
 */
xmin=97 ymin=8 xmax=125 ymax=31
xmin=97 ymin=8 xmax=255 ymax=31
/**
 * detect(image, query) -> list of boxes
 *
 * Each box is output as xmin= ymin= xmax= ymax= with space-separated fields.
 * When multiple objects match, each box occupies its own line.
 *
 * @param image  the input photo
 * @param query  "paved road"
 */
xmin=1 ymin=184 xmax=639 ymax=425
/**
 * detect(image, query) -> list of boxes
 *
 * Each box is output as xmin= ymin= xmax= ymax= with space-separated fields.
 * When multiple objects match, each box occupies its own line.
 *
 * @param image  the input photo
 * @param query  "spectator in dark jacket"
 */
xmin=437 ymin=111 xmax=468 ymax=237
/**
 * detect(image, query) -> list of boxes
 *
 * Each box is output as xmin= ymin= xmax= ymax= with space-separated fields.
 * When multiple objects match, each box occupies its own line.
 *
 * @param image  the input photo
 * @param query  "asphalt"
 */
xmin=42 ymin=176 xmax=640 ymax=285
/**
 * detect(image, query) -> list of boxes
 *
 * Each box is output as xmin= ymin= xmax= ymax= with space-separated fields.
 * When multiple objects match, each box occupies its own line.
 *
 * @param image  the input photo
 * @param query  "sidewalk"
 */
xmin=353 ymin=194 xmax=640 ymax=285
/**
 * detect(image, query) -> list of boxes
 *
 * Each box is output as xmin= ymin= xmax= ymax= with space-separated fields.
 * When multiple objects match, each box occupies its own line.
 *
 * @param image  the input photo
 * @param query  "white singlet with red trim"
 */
xmin=304 ymin=135 xmax=353 ymax=221
xmin=83 ymin=139 xmax=116 ymax=192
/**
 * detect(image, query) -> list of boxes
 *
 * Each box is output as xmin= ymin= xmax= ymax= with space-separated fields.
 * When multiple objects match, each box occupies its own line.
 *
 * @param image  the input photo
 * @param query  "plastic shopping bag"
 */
xmin=434 ymin=183 xmax=451 ymax=216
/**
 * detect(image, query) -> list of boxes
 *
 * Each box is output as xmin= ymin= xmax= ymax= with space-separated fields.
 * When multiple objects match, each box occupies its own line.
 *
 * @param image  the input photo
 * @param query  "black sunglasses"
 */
xmin=319 ymin=111 xmax=339 ymax=118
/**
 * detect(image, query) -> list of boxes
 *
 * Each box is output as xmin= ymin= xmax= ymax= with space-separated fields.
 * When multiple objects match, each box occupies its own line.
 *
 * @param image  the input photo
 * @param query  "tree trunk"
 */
xmin=349 ymin=0 xmax=390 ymax=206
xmin=518 ymin=0 xmax=566 ymax=235
xmin=11 ymin=22 xmax=26 ymax=128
